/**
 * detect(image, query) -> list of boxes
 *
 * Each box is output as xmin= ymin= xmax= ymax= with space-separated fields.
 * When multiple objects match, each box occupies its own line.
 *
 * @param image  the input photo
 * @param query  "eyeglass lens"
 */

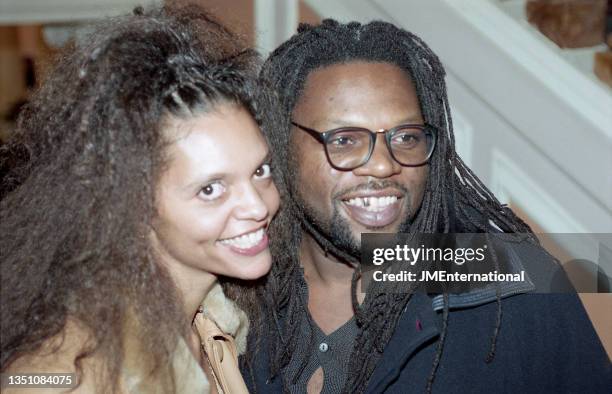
xmin=325 ymin=126 xmax=433 ymax=169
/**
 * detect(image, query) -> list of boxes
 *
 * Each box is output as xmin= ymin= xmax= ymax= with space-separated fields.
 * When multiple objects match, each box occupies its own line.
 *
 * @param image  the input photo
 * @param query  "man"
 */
xmin=245 ymin=19 xmax=610 ymax=393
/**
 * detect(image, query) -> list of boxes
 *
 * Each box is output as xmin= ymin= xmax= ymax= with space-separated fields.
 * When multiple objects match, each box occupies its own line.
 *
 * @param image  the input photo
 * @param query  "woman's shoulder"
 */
xmin=200 ymin=282 xmax=250 ymax=354
xmin=3 ymin=318 xmax=121 ymax=393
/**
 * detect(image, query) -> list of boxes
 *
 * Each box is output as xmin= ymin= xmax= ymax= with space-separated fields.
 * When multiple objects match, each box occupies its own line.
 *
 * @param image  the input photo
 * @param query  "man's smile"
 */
xmin=340 ymin=189 xmax=405 ymax=228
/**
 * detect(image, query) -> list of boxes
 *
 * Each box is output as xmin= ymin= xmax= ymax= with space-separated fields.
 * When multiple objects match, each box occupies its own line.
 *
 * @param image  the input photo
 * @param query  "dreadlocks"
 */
xmin=259 ymin=19 xmax=534 ymax=393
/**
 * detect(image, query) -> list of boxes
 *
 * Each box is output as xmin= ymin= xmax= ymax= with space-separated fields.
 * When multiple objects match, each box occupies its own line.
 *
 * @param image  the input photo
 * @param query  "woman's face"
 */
xmin=152 ymin=103 xmax=280 ymax=281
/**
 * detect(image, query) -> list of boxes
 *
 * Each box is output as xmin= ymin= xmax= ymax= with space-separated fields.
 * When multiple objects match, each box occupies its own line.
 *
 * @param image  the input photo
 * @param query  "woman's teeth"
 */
xmin=344 ymin=196 xmax=398 ymax=211
xmin=219 ymin=228 xmax=265 ymax=249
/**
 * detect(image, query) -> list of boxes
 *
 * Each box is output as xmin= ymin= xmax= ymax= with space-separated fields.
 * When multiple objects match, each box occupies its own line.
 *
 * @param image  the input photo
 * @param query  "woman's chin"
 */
xmin=223 ymin=255 xmax=273 ymax=281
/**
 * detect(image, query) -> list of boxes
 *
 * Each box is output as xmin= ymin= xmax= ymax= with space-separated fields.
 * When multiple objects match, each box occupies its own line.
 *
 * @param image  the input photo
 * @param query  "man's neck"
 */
xmin=300 ymin=232 xmax=356 ymax=286
xmin=299 ymin=232 xmax=362 ymax=334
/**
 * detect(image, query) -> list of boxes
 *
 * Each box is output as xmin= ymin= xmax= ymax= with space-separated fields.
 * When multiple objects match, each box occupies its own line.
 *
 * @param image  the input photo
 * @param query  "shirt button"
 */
xmin=319 ymin=342 xmax=329 ymax=353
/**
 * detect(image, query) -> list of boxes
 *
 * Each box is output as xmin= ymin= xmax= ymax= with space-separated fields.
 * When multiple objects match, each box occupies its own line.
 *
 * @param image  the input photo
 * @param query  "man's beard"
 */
xmin=294 ymin=180 xmax=414 ymax=260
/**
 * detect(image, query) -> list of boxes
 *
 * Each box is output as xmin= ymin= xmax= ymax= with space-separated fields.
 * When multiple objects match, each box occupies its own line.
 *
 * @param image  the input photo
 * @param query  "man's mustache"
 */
xmin=333 ymin=180 xmax=410 ymax=200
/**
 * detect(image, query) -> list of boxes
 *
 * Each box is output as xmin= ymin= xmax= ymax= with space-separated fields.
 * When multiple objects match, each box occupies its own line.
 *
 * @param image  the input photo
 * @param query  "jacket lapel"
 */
xmin=365 ymin=291 xmax=440 ymax=393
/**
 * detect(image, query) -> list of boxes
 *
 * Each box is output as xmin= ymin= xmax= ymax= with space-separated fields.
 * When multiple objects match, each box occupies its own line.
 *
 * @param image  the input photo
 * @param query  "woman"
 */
xmin=0 ymin=5 xmax=278 ymax=393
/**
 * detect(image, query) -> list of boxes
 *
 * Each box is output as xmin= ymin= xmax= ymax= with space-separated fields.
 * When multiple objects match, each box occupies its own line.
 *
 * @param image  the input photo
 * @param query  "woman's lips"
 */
xmin=341 ymin=199 xmax=402 ymax=228
xmin=225 ymin=233 xmax=269 ymax=256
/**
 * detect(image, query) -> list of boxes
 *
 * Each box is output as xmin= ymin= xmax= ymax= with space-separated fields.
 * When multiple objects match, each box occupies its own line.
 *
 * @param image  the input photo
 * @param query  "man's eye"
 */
xmin=198 ymin=182 xmax=226 ymax=201
xmin=329 ymin=136 xmax=354 ymax=146
xmin=392 ymin=132 xmax=420 ymax=146
xmin=254 ymin=163 xmax=272 ymax=179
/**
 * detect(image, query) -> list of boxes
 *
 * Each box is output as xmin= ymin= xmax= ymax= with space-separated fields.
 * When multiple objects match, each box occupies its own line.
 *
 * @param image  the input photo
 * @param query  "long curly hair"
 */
xmin=0 ymin=5 xmax=267 ymax=392
xmin=258 ymin=19 xmax=535 ymax=393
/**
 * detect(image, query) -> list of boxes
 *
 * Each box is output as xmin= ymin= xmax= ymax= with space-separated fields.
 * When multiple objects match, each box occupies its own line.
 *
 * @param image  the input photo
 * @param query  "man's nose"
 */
xmin=352 ymin=133 xmax=401 ymax=178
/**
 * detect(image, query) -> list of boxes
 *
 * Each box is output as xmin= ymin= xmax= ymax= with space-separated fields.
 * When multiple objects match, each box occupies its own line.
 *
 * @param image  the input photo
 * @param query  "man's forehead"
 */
xmin=302 ymin=61 xmax=413 ymax=90
xmin=293 ymin=61 xmax=422 ymax=129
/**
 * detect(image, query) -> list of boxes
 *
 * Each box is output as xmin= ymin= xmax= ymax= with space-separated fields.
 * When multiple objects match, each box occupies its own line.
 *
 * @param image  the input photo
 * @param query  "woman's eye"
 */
xmin=254 ymin=163 xmax=272 ymax=179
xmin=198 ymin=182 xmax=226 ymax=201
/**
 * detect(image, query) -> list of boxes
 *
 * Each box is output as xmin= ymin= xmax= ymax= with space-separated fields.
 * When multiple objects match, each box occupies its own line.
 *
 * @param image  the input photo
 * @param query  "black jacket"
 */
xmin=245 ymin=237 xmax=611 ymax=393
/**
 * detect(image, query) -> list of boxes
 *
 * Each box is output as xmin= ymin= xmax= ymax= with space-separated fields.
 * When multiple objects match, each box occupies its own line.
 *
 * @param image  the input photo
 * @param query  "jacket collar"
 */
xmin=198 ymin=282 xmax=250 ymax=355
xmin=121 ymin=283 xmax=249 ymax=393
xmin=431 ymin=233 xmax=536 ymax=312
xmin=366 ymin=234 xmax=537 ymax=393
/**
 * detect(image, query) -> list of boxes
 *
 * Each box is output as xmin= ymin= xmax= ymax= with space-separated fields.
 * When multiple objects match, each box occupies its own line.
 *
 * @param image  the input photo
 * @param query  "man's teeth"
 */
xmin=220 ymin=228 xmax=265 ymax=249
xmin=345 ymin=196 xmax=398 ymax=211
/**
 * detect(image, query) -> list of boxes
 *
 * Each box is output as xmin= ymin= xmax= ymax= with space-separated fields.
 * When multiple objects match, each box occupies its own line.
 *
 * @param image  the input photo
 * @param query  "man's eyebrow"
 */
xmin=323 ymin=116 xmax=423 ymax=128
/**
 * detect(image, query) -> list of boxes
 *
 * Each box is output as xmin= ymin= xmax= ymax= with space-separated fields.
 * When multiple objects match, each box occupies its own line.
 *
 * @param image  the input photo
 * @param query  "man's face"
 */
xmin=290 ymin=61 xmax=429 ymax=254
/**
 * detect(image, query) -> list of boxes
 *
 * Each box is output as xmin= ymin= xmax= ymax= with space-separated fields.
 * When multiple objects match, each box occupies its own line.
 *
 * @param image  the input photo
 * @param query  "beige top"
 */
xmin=122 ymin=283 xmax=250 ymax=393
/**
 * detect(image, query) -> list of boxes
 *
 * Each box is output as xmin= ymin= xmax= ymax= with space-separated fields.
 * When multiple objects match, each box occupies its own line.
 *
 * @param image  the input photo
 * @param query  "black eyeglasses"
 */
xmin=291 ymin=121 xmax=437 ymax=170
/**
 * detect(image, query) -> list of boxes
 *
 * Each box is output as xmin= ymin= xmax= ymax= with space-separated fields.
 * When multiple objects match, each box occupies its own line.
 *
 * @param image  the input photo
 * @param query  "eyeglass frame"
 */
xmin=290 ymin=120 xmax=437 ymax=170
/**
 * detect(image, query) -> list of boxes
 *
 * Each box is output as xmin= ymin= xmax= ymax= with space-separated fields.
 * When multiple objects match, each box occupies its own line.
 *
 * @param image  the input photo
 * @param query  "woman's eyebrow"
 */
xmin=183 ymin=172 xmax=226 ymax=191
xmin=258 ymin=151 xmax=272 ymax=165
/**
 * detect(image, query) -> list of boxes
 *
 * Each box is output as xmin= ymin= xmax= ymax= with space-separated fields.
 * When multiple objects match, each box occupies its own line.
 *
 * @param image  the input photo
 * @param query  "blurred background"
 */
xmin=1 ymin=0 xmax=611 ymax=357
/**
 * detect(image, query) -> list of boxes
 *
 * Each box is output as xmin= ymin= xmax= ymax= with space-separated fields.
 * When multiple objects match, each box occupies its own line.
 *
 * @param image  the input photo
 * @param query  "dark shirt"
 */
xmin=285 ymin=275 xmax=358 ymax=393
